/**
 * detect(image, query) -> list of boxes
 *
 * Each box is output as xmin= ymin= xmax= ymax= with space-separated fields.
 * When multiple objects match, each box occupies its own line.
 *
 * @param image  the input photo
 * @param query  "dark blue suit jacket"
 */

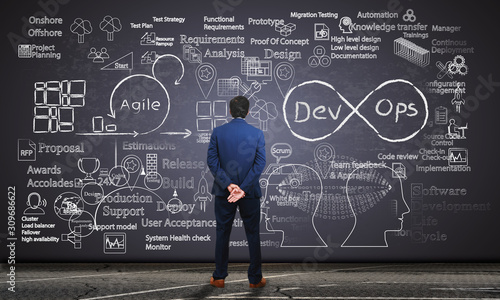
xmin=207 ymin=118 xmax=266 ymax=198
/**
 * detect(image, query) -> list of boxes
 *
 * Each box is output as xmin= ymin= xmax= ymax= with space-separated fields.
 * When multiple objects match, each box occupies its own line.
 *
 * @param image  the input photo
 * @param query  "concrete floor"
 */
xmin=1 ymin=263 xmax=500 ymax=299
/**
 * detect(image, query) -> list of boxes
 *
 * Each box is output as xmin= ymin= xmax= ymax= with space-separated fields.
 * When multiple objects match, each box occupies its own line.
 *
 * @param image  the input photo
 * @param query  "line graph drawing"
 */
xmin=104 ymin=232 xmax=126 ymax=254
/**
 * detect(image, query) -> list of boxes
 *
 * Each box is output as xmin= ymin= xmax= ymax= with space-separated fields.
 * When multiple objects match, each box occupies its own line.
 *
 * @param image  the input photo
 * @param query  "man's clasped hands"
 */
xmin=227 ymin=183 xmax=245 ymax=203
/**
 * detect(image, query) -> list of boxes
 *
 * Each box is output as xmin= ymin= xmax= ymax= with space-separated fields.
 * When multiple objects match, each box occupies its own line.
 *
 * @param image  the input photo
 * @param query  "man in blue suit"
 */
xmin=207 ymin=96 xmax=267 ymax=288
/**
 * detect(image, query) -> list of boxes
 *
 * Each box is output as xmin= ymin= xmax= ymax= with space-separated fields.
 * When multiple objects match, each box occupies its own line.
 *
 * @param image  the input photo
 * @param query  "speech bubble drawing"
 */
xmin=270 ymin=143 xmax=292 ymax=163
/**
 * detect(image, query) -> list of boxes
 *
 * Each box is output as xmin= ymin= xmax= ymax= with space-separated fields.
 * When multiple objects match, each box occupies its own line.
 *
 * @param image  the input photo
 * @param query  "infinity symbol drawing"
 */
xmin=283 ymin=79 xmax=429 ymax=143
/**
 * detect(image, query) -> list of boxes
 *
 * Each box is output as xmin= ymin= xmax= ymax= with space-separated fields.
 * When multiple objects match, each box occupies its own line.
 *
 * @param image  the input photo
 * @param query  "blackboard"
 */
xmin=2 ymin=0 xmax=499 ymax=263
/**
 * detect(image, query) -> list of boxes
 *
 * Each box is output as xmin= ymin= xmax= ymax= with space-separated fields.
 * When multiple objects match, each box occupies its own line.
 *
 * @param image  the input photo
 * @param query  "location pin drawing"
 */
xmin=121 ymin=154 xmax=143 ymax=191
xmin=314 ymin=142 xmax=335 ymax=179
xmin=196 ymin=63 xmax=217 ymax=99
xmin=274 ymin=62 xmax=295 ymax=98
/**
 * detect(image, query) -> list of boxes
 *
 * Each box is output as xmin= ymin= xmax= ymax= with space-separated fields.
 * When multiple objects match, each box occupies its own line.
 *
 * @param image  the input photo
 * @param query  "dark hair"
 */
xmin=229 ymin=96 xmax=249 ymax=118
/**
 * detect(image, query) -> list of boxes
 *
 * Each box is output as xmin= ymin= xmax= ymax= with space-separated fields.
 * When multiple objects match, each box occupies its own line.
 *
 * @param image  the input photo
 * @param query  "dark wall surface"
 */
xmin=2 ymin=0 xmax=499 ymax=262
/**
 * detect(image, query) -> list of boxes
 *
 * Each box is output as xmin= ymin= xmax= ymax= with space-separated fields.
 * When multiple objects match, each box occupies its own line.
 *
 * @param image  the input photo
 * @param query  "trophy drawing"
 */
xmin=78 ymin=157 xmax=100 ymax=183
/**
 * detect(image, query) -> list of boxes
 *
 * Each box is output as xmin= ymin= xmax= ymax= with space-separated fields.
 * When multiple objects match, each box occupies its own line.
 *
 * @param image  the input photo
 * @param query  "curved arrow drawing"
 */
xmin=152 ymin=54 xmax=185 ymax=85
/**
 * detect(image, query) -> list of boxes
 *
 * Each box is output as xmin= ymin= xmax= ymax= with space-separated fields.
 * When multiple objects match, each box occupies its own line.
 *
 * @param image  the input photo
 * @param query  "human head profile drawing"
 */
xmin=261 ymin=163 xmax=327 ymax=247
xmin=339 ymin=16 xmax=353 ymax=33
xmin=341 ymin=164 xmax=409 ymax=247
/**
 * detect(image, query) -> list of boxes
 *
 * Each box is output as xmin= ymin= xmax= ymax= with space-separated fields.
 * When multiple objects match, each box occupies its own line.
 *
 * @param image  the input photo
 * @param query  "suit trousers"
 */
xmin=213 ymin=195 xmax=262 ymax=284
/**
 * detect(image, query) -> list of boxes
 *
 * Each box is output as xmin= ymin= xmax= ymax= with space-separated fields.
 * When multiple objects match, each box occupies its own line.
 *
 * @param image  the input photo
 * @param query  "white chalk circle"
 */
xmin=81 ymin=182 xmax=104 ymax=205
xmin=109 ymin=74 xmax=170 ymax=135
xmin=54 ymin=192 xmax=84 ymax=221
